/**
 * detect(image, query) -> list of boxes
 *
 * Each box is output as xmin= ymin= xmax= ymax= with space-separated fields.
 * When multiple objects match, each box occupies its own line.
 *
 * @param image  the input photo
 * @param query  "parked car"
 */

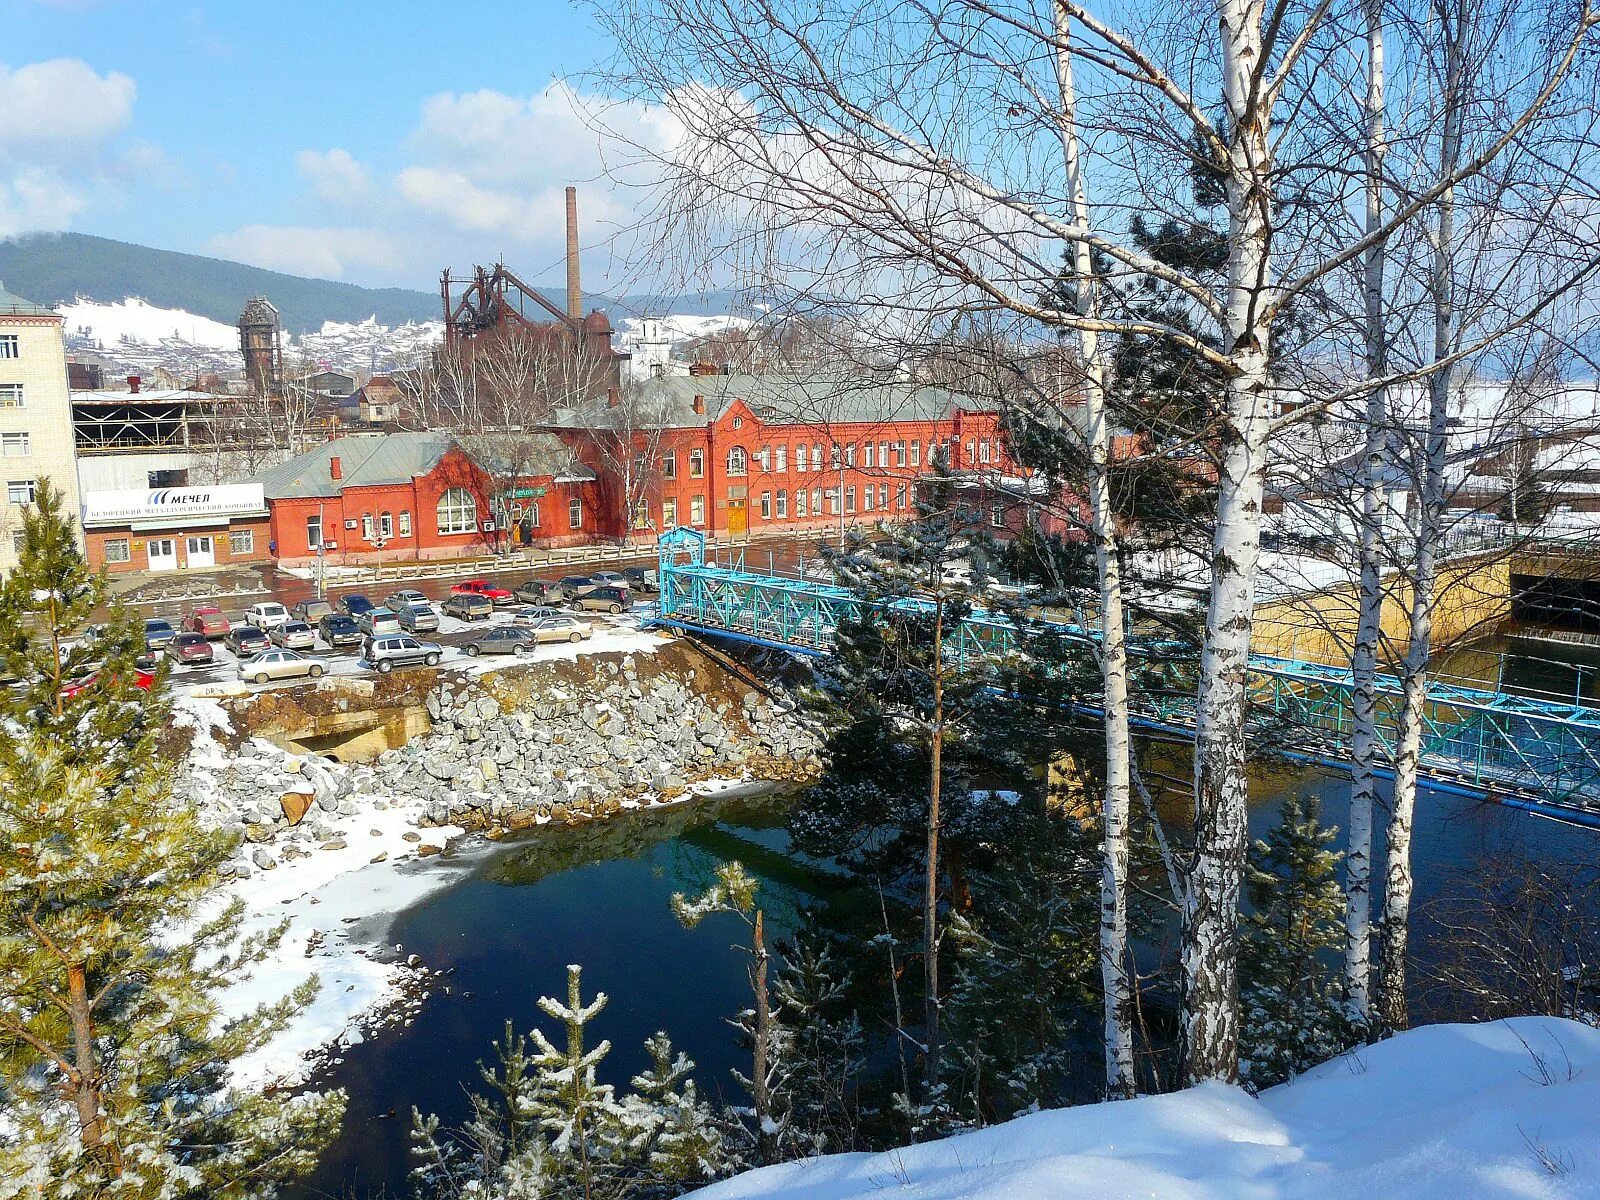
xmin=523 ymin=615 xmax=593 ymax=644
xmin=441 ymin=593 xmax=494 ymax=621
xmin=166 ymin=632 xmax=214 ymax=665
xmin=355 ymin=607 xmax=403 ymax=637
xmin=552 ymin=575 xmax=594 ymax=601
xmin=237 ymin=648 xmax=326 ymax=684
xmin=143 ymin=618 xmax=178 ymax=652
xmin=292 ymin=599 xmax=335 ymax=623
xmin=511 ymin=605 xmax=565 ymax=625
xmin=61 ymin=668 xmax=155 ymax=701
xmin=396 ymin=602 xmax=441 ymax=633
xmin=242 ymin=601 xmax=291 ymax=630
xmin=461 ymin=627 xmax=537 ymax=657
xmin=570 ymin=586 xmax=632 ymax=615
xmin=622 ymin=566 xmax=659 ymax=594
xmin=514 ymin=579 xmax=561 ymax=604
xmin=363 ymin=634 xmax=442 ymax=673
xmin=338 ymin=593 xmax=376 ymax=618
xmin=224 ymin=624 xmax=272 ymax=656
xmin=589 ymin=570 xmax=629 ymax=590
xmin=385 ymin=589 xmax=430 ymax=611
xmin=317 ymin=613 xmax=363 ymax=648
xmin=451 ymin=579 xmax=514 ymax=606
xmin=183 ymin=605 xmax=231 ymax=638
xmin=270 ymin=620 xmax=318 ymax=650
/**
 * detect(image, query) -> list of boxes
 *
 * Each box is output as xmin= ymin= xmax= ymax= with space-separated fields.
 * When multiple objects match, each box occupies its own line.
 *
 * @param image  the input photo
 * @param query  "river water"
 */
xmin=295 ymin=635 xmax=1597 ymax=1199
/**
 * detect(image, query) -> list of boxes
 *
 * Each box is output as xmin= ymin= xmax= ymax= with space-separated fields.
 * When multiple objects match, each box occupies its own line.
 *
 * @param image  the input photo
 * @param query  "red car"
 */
xmin=61 ymin=669 xmax=156 ymax=701
xmin=184 ymin=605 xmax=231 ymax=638
xmin=450 ymin=579 xmax=514 ymax=606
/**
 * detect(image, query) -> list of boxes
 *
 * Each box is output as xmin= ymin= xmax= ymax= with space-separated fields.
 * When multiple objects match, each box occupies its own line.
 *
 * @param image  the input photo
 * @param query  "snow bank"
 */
xmin=58 ymin=296 xmax=240 ymax=349
xmin=691 ymin=1018 xmax=1600 ymax=1200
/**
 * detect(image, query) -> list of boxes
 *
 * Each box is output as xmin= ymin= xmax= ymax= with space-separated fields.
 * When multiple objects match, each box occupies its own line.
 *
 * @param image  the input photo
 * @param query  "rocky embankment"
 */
xmin=176 ymin=647 xmax=825 ymax=874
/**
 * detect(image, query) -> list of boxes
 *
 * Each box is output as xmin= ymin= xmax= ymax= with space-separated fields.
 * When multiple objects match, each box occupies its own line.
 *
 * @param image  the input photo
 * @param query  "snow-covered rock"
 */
xmin=689 ymin=1018 xmax=1600 ymax=1200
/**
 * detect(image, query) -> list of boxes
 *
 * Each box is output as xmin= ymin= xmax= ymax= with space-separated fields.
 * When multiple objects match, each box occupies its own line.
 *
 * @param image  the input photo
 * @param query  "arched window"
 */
xmin=726 ymin=445 xmax=748 ymax=476
xmin=379 ymin=511 xmax=394 ymax=538
xmin=360 ymin=512 xmax=374 ymax=540
xmin=437 ymin=487 xmax=476 ymax=535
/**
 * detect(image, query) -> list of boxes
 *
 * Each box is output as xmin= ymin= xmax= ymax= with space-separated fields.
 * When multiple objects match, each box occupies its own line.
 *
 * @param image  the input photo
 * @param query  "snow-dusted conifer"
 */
xmin=673 ymin=861 xmax=790 ymax=1165
xmin=527 ymin=964 xmax=625 ymax=1198
xmin=773 ymin=940 xmax=862 ymax=1152
xmin=614 ymin=1032 xmax=727 ymax=1194
xmin=0 ymin=480 xmax=344 ymax=1198
xmin=1239 ymin=795 xmax=1357 ymax=1088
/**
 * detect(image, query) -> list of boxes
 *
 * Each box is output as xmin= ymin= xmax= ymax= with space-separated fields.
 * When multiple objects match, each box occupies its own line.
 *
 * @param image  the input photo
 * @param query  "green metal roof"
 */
xmin=255 ymin=433 xmax=455 ymax=499
xmin=0 ymin=283 xmax=55 ymax=317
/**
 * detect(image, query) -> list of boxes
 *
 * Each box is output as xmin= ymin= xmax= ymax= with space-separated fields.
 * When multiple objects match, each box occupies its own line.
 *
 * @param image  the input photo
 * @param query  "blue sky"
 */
xmin=3 ymin=0 xmax=667 ymax=293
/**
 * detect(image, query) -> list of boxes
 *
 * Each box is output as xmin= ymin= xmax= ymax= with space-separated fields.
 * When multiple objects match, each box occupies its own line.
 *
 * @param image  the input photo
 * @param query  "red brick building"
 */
xmin=548 ymin=374 xmax=1046 ymax=541
xmin=80 ymin=484 xmax=271 ymax=574
xmin=258 ymin=432 xmax=598 ymax=568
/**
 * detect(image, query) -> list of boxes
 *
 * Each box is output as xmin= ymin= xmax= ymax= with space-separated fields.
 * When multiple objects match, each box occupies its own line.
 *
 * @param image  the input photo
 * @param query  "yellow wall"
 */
xmin=1252 ymin=554 xmax=1512 ymax=667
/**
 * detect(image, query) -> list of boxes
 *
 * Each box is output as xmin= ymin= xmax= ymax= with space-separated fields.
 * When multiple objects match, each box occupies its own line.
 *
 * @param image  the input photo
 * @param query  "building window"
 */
xmin=864 ymin=442 xmax=876 ymax=469
xmin=104 ymin=537 xmax=131 ymax=564
xmin=398 ymin=510 xmax=412 ymax=537
xmin=897 ymin=484 xmax=908 ymax=509
xmin=0 ymin=384 xmax=22 ymax=408
xmin=662 ymin=450 xmax=677 ymax=479
xmin=845 ymin=486 xmax=857 ymax=514
xmin=307 ymin=513 xmax=322 ymax=549
xmin=1 ymin=432 xmax=29 ymax=457
xmin=437 ymin=487 xmax=477 ymax=534
xmin=844 ymin=444 xmax=855 ymax=468
xmin=775 ymin=444 xmax=787 ymax=472
xmin=911 ymin=441 xmax=921 ymax=467
xmin=776 ymin=488 xmax=788 ymax=518
xmin=689 ymin=449 xmax=705 ymax=478
xmin=726 ymin=446 xmax=748 ymax=475
xmin=229 ymin=529 xmax=254 ymax=555
xmin=0 ymin=335 xmax=17 ymax=359
xmin=663 ymin=497 xmax=678 ymax=526
xmin=965 ymin=440 xmax=976 ymax=465
xmin=830 ymin=443 xmax=842 ymax=469
xmin=796 ymin=488 xmax=808 ymax=517
xmin=7 ymin=479 xmax=35 ymax=505
xmin=10 ymin=530 xmax=22 ymax=555
xmin=380 ymin=511 xmax=394 ymax=539
xmin=979 ymin=439 xmax=992 ymax=464
xmin=527 ymin=501 xmax=540 ymax=528
xmin=760 ymin=491 xmax=771 ymax=519
xmin=813 ymin=442 xmax=823 ymax=470
xmin=570 ymin=496 xmax=584 ymax=529
xmin=880 ymin=441 xmax=890 ymax=466
xmin=863 ymin=485 xmax=875 ymax=512
xmin=361 ymin=512 xmax=374 ymax=541
xmin=812 ymin=487 xmax=822 ymax=514
xmin=991 ymin=505 xmax=1006 ymax=528
xmin=894 ymin=441 xmax=905 ymax=466
xmin=690 ymin=494 xmax=705 ymax=526
xmin=633 ymin=500 xmax=650 ymax=530
xmin=732 ymin=415 xmax=744 ymax=429
xmin=796 ymin=443 xmax=808 ymax=472
xmin=757 ymin=446 xmax=770 ymax=472
xmin=825 ymin=488 xmax=837 ymax=515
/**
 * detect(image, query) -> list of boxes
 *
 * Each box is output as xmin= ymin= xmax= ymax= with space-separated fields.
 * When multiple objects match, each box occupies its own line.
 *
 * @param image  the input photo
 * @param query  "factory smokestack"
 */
xmin=565 ymin=186 xmax=581 ymax=320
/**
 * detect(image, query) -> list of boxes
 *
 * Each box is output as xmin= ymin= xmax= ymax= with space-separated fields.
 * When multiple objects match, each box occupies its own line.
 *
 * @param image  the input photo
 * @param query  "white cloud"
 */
xmin=205 ymin=225 xmax=402 ymax=280
xmin=297 ymin=148 xmax=371 ymax=206
xmin=0 ymin=59 xmax=135 ymax=158
xmin=0 ymin=167 xmax=87 ymax=238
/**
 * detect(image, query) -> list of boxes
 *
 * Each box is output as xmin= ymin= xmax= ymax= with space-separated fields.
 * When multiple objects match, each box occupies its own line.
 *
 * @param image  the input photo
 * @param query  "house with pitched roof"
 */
xmin=257 ymin=431 xmax=597 ymax=567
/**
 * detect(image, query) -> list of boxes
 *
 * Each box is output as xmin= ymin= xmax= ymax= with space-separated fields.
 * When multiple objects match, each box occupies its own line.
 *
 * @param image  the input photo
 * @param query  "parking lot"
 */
xmin=136 ymin=587 xmax=661 ymax=694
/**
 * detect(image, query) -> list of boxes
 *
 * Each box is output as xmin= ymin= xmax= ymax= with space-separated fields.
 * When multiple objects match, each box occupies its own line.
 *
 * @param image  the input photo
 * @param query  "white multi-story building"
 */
xmin=0 ymin=283 xmax=81 ymax=572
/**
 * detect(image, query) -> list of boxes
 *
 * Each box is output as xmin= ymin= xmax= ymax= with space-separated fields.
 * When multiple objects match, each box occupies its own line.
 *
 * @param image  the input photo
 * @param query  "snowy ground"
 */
xmin=690 ymin=1018 xmax=1600 ymax=1200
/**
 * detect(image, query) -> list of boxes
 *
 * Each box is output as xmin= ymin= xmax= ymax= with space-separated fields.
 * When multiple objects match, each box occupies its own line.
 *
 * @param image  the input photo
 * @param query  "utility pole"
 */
xmin=316 ymin=501 xmax=326 ymax=601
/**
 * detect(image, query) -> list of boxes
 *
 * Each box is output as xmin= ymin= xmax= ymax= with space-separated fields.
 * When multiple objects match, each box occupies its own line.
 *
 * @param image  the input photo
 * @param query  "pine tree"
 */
xmin=672 ymin=861 xmax=789 ymax=1166
xmin=772 ymin=940 xmax=862 ymax=1153
xmin=614 ymin=1032 xmax=727 ymax=1195
xmin=0 ymin=478 xmax=345 ymax=1198
xmin=1239 ymin=795 xmax=1358 ymax=1089
xmin=527 ymin=965 xmax=625 ymax=1199
xmin=411 ymin=1022 xmax=553 ymax=1199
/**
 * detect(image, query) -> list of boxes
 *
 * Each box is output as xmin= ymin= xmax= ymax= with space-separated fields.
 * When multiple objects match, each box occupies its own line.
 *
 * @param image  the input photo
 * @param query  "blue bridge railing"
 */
xmin=651 ymin=527 xmax=1600 ymax=814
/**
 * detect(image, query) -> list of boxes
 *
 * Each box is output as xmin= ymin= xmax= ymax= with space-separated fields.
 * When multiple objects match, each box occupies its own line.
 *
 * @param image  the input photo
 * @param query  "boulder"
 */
xmin=280 ymin=789 xmax=315 ymax=826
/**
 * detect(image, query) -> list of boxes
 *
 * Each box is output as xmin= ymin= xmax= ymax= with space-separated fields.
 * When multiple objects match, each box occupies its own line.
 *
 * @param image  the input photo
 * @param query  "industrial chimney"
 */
xmin=565 ymin=185 xmax=581 ymax=321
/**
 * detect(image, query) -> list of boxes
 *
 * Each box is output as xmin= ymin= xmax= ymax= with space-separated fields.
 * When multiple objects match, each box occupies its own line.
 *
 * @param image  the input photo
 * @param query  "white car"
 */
xmin=242 ymin=601 xmax=291 ymax=630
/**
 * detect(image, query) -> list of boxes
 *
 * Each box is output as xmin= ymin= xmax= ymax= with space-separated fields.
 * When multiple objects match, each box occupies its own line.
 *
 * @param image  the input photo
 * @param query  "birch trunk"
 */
xmin=1344 ymin=0 xmax=1387 ymax=1030
xmin=1378 ymin=9 xmax=1464 ymax=1034
xmin=1054 ymin=0 xmax=1136 ymax=1100
xmin=1184 ymin=0 xmax=1274 ymax=1086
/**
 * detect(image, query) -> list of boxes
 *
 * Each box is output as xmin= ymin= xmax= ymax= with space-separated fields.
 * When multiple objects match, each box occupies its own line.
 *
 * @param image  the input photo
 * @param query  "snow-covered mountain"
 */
xmin=59 ymin=296 xmax=446 ymax=379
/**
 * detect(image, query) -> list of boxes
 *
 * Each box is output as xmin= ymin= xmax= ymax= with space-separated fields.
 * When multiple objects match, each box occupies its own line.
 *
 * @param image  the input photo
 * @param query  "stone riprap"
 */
xmin=176 ymin=651 xmax=824 ymax=874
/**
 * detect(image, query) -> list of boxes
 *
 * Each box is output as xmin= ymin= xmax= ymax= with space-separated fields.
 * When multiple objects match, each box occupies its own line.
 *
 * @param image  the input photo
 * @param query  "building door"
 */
xmin=147 ymin=538 xmax=178 ymax=572
xmin=726 ymin=498 xmax=747 ymax=537
xmin=186 ymin=535 xmax=215 ymax=569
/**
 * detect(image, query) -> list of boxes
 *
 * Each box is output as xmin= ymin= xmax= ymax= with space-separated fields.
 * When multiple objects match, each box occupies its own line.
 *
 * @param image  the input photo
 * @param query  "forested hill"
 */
xmin=0 ymin=233 xmax=443 ymax=332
